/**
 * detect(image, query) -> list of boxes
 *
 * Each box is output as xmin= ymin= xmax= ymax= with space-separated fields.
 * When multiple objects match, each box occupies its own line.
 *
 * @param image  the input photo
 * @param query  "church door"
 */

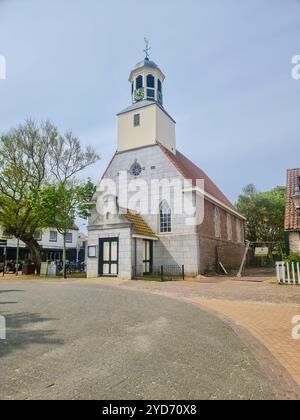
xmin=143 ymin=240 xmax=153 ymax=275
xmin=99 ymin=238 xmax=119 ymax=277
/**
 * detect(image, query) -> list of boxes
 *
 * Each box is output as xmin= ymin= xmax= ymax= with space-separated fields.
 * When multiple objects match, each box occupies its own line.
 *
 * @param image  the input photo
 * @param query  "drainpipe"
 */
xmin=134 ymin=238 xmax=137 ymax=278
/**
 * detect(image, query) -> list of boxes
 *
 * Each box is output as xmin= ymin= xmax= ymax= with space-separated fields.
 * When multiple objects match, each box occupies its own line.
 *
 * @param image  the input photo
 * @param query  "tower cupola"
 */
xmin=117 ymin=40 xmax=176 ymax=154
xmin=129 ymin=39 xmax=165 ymax=106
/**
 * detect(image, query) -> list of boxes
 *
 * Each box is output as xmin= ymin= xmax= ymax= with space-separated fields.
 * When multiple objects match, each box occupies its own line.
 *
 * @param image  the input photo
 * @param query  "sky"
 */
xmin=0 ymin=0 xmax=300 ymax=221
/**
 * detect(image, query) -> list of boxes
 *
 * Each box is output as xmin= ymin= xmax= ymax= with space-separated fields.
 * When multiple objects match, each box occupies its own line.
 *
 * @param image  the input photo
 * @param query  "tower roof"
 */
xmin=134 ymin=57 xmax=160 ymax=71
xmin=129 ymin=57 xmax=165 ymax=82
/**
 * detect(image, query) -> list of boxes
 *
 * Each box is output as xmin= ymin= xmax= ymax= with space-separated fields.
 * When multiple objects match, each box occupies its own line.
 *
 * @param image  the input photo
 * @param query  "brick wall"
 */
xmin=198 ymin=200 xmax=244 ymax=243
xmin=199 ymin=235 xmax=245 ymax=274
xmin=217 ymin=243 xmax=245 ymax=270
xmin=198 ymin=200 xmax=245 ymax=274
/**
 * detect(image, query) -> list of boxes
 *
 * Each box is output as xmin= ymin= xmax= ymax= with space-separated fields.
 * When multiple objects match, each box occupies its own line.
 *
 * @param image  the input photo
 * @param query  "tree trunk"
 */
xmin=20 ymin=236 xmax=42 ymax=275
xmin=63 ymin=233 xmax=67 ymax=279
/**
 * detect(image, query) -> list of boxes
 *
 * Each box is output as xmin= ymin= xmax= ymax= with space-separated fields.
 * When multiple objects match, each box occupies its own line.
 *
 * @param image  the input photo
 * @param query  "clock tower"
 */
xmin=117 ymin=41 xmax=176 ymax=154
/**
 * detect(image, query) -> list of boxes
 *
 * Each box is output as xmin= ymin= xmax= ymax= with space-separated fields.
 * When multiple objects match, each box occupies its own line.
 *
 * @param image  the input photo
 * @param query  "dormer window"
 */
xmin=297 ymin=176 xmax=300 ymax=192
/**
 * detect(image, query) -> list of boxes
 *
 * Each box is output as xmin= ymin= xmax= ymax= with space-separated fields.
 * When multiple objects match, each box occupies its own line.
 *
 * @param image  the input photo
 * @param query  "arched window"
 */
xmin=157 ymin=79 xmax=163 ymax=104
xmin=158 ymin=79 xmax=162 ymax=92
xmin=147 ymin=74 xmax=155 ymax=88
xmin=227 ymin=214 xmax=232 ymax=241
xmin=214 ymin=207 xmax=221 ymax=238
xmin=136 ymin=75 xmax=143 ymax=89
xmin=146 ymin=74 xmax=155 ymax=100
xmin=236 ymin=219 xmax=244 ymax=243
xmin=160 ymin=201 xmax=172 ymax=233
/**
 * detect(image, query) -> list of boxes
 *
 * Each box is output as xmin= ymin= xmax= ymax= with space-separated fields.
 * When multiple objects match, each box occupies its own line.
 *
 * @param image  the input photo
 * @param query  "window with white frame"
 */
xmin=214 ymin=207 xmax=221 ymax=238
xmin=65 ymin=232 xmax=73 ymax=243
xmin=33 ymin=230 xmax=42 ymax=241
xmin=227 ymin=214 xmax=233 ymax=241
xmin=49 ymin=231 xmax=57 ymax=242
xmin=146 ymin=74 xmax=155 ymax=100
xmin=160 ymin=201 xmax=172 ymax=233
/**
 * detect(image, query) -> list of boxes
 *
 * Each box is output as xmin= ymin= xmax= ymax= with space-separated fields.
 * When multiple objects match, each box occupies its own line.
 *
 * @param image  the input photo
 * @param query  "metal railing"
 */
xmin=133 ymin=265 xmax=185 ymax=282
xmin=56 ymin=261 xmax=86 ymax=275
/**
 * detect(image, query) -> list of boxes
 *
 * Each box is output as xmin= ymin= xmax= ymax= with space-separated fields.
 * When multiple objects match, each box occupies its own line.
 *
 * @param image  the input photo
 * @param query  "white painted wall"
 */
xmin=87 ymin=227 xmax=132 ymax=279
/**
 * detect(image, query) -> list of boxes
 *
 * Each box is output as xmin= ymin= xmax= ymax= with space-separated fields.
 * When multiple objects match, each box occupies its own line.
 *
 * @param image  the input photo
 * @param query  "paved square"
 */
xmin=0 ymin=279 xmax=282 ymax=400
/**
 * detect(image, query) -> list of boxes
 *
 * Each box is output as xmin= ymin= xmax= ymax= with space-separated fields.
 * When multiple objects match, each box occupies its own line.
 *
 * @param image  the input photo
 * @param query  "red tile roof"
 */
xmin=123 ymin=209 xmax=157 ymax=239
xmin=158 ymin=144 xmax=239 ymax=214
xmin=285 ymin=168 xmax=300 ymax=230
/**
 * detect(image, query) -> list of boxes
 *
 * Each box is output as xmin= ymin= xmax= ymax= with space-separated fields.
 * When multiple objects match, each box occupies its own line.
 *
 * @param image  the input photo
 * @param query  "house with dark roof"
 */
xmin=87 ymin=49 xmax=245 ymax=279
xmin=285 ymin=168 xmax=300 ymax=254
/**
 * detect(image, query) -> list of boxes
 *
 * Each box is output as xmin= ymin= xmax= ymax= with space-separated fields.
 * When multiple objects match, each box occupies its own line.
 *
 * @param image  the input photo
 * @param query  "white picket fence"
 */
xmin=276 ymin=262 xmax=300 ymax=285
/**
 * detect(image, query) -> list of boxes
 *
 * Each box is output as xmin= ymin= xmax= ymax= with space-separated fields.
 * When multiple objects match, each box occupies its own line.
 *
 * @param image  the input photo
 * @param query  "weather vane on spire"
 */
xmin=144 ymin=37 xmax=151 ymax=59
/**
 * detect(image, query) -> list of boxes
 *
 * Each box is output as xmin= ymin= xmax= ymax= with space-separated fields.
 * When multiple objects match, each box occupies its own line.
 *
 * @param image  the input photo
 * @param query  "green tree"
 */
xmin=0 ymin=120 xmax=99 ymax=273
xmin=236 ymin=184 xmax=286 ymax=253
xmin=41 ymin=180 xmax=95 ymax=278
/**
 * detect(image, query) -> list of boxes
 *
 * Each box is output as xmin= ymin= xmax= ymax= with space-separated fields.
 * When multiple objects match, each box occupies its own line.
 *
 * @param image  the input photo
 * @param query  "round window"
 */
xmin=130 ymin=161 xmax=142 ymax=177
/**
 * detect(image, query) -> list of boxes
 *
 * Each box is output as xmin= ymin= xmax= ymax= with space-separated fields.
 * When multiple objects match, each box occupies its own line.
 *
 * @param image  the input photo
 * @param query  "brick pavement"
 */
xmin=106 ymin=276 xmax=300 ymax=397
xmin=193 ymin=299 xmax=300 ymax=391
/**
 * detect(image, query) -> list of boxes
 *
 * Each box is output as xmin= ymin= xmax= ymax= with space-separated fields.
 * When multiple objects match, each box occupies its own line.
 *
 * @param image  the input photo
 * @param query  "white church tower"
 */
xmin=87 ymin=41 xmax=246 ymax=280
xmin=117 ymin=39 xmax=176 ymax=154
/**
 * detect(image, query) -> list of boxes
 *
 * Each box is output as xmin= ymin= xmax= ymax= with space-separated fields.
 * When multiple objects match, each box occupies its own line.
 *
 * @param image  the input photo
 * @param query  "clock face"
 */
xmin=130 ymin=162 xmax=142 ymax=177
xmin=135 ymin=88 xmax=144 ymax=102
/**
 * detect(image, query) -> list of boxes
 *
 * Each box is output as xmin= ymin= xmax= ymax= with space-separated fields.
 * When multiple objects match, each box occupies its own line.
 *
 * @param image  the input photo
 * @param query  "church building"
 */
xmin=87 ymin=46 xmax=245 ymax=279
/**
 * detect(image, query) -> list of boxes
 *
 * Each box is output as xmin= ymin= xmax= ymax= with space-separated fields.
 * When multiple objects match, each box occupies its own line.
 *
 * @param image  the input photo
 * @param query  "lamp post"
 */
xmin=16 ymin=238 xmax=20 ymax=276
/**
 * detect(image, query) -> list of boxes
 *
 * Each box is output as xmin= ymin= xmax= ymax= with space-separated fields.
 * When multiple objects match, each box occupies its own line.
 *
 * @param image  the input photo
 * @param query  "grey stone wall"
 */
xmin=154 ymin=235 xmax=199 ymax=276
xmin=102 ymin=144 xmax=197 ymax=238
